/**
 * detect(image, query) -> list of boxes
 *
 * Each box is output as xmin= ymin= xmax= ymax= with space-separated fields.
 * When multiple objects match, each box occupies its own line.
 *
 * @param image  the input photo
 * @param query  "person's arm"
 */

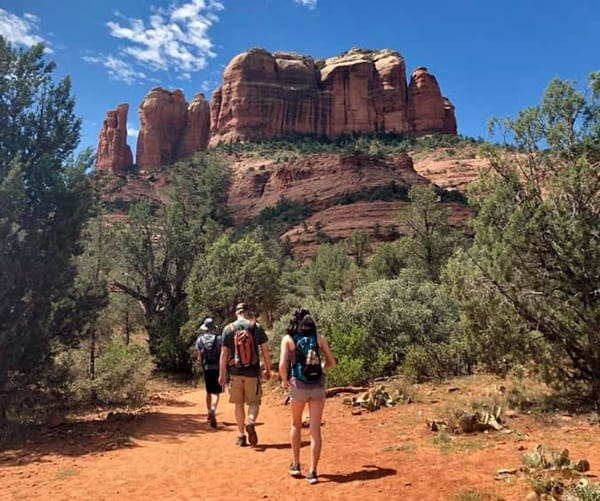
xmin=195 ymin=338 xmax=203 ymax=363
xmin=253 ymin=323 xmax=271 ymax=380
xmin=260 ymin=342 xmax=271 ymax=381
xmin=318 ymin=335 xmax=337 ymax=370
xmin=279 ymin=336 xmax=291 ymax=390
xmin=218 ymin=327 xmax=230 ymax=387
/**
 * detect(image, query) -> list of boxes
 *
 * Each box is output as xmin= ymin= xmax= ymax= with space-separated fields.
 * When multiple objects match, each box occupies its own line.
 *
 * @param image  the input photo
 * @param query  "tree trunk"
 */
xmin=124 ymin=310 xmax=130 ymax=345
xmin=89 ymin=329 xmax=97 ymax=404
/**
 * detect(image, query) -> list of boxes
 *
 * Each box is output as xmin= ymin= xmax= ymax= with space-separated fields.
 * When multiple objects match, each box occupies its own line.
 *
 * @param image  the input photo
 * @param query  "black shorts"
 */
xmin=204 ymin=369 xmax=223 ymax=395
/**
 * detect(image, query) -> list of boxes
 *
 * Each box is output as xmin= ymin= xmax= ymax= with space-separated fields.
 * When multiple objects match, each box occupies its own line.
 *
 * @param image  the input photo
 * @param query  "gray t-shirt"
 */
xmin=221 ymin=319 xmax=268 ymax=377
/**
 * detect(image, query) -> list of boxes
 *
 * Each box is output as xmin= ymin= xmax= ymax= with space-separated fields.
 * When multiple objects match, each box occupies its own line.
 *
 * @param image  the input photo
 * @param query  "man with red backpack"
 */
xmin=218 ymin=302 xmax=271 ymax=447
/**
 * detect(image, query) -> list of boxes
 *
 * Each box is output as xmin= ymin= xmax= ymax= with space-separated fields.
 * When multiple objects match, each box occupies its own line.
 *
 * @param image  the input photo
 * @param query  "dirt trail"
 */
xmin=1 ymin=382 xmax=599 ymax=500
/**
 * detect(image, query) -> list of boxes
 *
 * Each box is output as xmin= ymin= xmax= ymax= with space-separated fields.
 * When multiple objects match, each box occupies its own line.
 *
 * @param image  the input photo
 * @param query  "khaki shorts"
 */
xmin=229 ymin=375 xmax=262 ymax=405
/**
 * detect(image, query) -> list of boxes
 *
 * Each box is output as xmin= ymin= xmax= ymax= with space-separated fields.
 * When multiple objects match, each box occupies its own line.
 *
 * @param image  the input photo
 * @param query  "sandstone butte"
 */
xmin=95 ymin=47 xmax=457 ymax=173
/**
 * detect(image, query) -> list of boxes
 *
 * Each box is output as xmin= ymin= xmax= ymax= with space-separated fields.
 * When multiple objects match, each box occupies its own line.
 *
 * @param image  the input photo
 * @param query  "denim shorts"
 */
xmin=289 ymin=377 xmax=326 ymax=403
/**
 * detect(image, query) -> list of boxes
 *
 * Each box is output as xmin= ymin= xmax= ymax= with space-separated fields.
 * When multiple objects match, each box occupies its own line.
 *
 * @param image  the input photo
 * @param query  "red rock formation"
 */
xmin=210 ymin=48 xmax=454 ymax=146
xmin=209 ymin=49 xmax=322 ymax=145
xmin=97 ymin=48 xmax=458 ymax=171
xmin=136 ymin=88 xmax=188 ymax=171
xmin=442 ymin=97 xmax=457 ymax=135
xmin=177 ymin=92 xmax=211 ymax=159
xmin=407 ymin=67 xmax=456 ymax=135
xmin=95 ymin=104 xmax=133 ymax=173
xmin=374 ymin=51 xmax=410 ymax=133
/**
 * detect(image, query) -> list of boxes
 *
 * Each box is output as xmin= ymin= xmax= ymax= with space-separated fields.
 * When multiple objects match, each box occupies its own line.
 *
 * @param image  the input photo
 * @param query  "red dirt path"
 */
xmin=1 ymin=379 xmax=599 ymax=500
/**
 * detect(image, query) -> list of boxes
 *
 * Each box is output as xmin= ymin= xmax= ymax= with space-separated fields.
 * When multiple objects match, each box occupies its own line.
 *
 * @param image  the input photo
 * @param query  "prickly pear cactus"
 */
xmin=522 ymin=444 xmax=590 ymax=473
xmin=349 ymin=385 xmax=405 ymax=412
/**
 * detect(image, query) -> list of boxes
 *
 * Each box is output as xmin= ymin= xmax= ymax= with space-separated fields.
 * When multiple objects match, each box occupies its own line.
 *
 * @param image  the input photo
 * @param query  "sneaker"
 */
xmin=289 ymin=462 xmax=301 ymax=478
xmin=306 ymin=471 xmax=318 ymax=485
xmin=236 ymin=435 xmax=247 ymax=447
xmin=245 ymin=422 xmax=258 ymax=446
xmin=208 ymin=411 xmax=217 ymax=429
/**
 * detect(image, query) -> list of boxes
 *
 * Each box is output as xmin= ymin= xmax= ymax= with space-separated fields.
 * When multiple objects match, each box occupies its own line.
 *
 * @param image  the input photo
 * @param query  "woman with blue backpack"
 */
xmin=279 ymin=307 xmax=336 ymax=485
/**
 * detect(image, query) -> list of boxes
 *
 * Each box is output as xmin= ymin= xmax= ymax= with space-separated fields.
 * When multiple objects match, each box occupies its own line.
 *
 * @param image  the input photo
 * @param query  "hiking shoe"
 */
xmin=245 ymin=422 xmax=258 ymax=446
xmin=306 ymin=471 xmax=318 ymax=485
xmin=236 ymin=435 xmax=247 ymax=447
xmin=208 ymin=411 xmax=217 ymax=429
xmin=289 ymin=462 xmax=302 ymax=478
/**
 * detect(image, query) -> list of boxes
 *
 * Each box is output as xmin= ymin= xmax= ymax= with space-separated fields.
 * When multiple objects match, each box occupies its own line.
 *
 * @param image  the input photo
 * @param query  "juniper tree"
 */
xmin=447 ymin=74 xmax=600 ymax=397
xmin=0 ymin=38 xmax=96 ymax=415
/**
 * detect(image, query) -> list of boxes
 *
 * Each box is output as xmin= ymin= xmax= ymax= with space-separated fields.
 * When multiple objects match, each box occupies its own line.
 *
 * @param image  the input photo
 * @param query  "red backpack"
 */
xmin=229 ymin=320 xmax=258 ymax=368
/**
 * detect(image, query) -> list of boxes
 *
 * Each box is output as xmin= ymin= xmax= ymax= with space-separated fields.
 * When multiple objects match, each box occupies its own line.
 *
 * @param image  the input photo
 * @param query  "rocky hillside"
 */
xmin=95 ymin=47 xmax=456 ymax=173
xmin=99 ymin=137 xmax=485 ymax=259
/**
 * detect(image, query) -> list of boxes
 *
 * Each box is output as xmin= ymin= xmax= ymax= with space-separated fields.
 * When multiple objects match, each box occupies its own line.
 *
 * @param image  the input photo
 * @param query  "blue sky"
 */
xmin=1 ymin=0 xmax=598 ymax=156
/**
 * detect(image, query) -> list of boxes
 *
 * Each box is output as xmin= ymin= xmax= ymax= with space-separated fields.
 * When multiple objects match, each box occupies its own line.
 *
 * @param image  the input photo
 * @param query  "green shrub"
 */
xmin=253 ymin=197 xmax=312 ymax=235
xmin=402 ymin=341 xmax=468 ymax=382
xmin=325 ymin=324 xmax=370 ymax=386
xmin=63 ymin=337 xmax=153 ymax=405
xmin=93 ymin=338 xmax=153 ymax=404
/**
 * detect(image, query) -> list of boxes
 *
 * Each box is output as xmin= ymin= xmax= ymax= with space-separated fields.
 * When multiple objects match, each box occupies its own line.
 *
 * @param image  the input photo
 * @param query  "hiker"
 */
xmin=279 ymin=308 xmax=336 ymax=484
xmin=218 ymin=302 xmax=271 ymax=447
xmin=195 ymin=317 xmax=223 ymax=428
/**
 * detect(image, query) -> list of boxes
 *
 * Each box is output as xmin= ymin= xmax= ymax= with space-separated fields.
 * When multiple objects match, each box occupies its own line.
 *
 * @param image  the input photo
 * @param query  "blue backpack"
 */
xmin=291 ymin=331 xmax=323 ymax=383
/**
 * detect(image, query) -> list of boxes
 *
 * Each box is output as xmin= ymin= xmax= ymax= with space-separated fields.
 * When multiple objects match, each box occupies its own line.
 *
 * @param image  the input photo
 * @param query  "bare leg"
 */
xmin=307 ymin=398 xmax=325 ymax=473
xmin=234 ymin=403 xmax=246 ymax=435
xmin=248 ymin=402 xmax=259 ymax=424
xmin=205 ymin=393 xmax=212 ymax=415
xmin=290 ymin=400 xmax=305 ymax=465
xmin=211 ymin=393 xmax=220 ymax=413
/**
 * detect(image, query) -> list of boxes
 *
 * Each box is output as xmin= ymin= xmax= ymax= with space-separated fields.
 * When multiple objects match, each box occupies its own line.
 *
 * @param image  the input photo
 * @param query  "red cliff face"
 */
xmin=176 ymin=93 xmax=211 ymax=160
xmin=442 ymin=97 xmax=458 ymax=135
xmin=95 ymin=104 xmax=133 ymax=174
xmin=227 ymin=152 xmax=427 ymax=224
xmin=136 ymin=88 xmax=188 ymax=171
xmin=135 ymin=89 xmax=211 ymax=171
xmin=97 ymin=47 xmax=458 ymax=171
xmin=209 ymin=49 xmax=322 ymax=144
xmin=210 ymin=48 xmax=454 ymax=146
xmin=407 ymin=67 xmax=457 ymax=135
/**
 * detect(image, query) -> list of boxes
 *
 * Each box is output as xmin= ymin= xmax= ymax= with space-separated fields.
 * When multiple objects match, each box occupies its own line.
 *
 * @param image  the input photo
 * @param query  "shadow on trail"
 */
xmin=252 ymin=441 xmax=309 ymax=452
xmin=320 ymin=465 xmax=397 ymax=483
xmin=0 ymin=409 xmax=226 ymax=468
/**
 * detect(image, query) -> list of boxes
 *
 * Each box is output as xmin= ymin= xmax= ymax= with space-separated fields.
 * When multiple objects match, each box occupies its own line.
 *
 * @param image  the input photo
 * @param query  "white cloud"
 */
xmin=0 ymin=8 xmax=52 ymax=51
xmin=89 ymin=0 xmax=223 ymax=83
xmin=83 ymin=54 xmax=148 ymax=85
xmin=293 ymin=0 xmax=318 ymax=9
xmin=127 ymin=125 xmax=139 ymax=138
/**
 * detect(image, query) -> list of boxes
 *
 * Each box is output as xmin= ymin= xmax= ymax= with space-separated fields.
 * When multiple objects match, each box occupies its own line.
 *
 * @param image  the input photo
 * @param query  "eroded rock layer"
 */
xmin=227 ymin=152 xmax=428 ymax=224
